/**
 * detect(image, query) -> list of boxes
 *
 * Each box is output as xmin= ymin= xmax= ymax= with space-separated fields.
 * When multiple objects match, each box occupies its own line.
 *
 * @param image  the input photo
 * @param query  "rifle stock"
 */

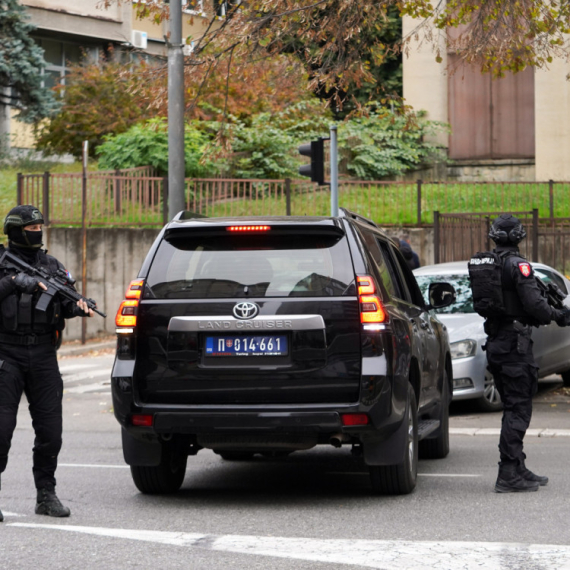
xmin=536 ymin=277 xmax=567 ymax=310
xmin=0 ymin=249 xmax=106 ymax=318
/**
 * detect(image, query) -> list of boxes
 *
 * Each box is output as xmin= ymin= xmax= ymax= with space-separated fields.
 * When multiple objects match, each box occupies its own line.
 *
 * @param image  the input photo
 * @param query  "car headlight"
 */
xmin=450 ymin=339 xmax=477 ymax=360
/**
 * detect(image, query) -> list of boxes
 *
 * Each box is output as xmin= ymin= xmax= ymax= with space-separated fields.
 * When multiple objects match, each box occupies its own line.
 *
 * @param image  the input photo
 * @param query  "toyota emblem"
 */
xmin=233 ymin=302 xmax=259 ymax=320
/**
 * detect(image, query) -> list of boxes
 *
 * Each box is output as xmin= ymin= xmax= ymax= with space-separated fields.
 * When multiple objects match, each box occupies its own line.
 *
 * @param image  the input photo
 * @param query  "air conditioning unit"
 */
xmin=131 ymin=30 xmax=148 ymax=50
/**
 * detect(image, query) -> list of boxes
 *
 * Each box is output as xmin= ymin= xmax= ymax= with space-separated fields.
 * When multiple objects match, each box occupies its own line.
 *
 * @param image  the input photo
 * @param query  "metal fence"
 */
xmin=434 ymin=210 xmax=570 ymax=274
xmin=16 ymin=171 xmax=570 ymax=228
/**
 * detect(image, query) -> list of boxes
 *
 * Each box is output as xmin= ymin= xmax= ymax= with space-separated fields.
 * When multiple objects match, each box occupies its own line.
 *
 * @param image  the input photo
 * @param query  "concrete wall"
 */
xmin=22 ymin=1 xmax=131 ymax=43
xmin=43 ymin=227 xmax=160 ymax=340
xmin=402 ymin=15 xmax=449 ymax=148
xmin=535 ymin=58 xmax=570 ymax=181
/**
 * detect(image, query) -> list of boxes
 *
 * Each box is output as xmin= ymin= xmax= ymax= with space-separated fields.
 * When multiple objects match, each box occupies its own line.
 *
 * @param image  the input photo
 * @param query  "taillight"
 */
xmin=227 ymin=225 xmax=271 ymax=232
xmin=357 ymin=275 xmax=387 ymax=325
xmin=341 ymin=413 xmax=370 ymax=426
xmin=131 ymin=414 xmax=153 ymax=427
xmin=116 ymin=300 xmax=138 ymax=327
xmin=125 ymin=279 xmax=144 ymax=299
xmin=115 ymin=280 xmax=144 ymax=329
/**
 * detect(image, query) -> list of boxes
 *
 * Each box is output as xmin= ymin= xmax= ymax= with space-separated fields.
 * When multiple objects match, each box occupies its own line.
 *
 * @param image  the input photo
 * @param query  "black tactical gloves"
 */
xmin=553 ymin=307 xmax=570 ymax=327
xmin=13 ymin=272 xmax=41 ymax=294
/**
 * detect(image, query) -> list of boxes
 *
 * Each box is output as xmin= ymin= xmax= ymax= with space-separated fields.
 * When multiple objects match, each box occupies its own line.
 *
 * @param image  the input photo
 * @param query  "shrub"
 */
xmin=96 ymin=118 xmax=218 ymax=177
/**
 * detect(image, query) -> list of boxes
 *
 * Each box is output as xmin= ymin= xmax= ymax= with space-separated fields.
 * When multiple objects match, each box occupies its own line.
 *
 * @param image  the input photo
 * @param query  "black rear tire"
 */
xmin=369 ymin=382 xmax=418 ymax=495
xmin=419 ymin=370 xmax=450 ymax=459
xmin=130 ymin=447 xmax=187 ymax=494
xmin=561 ymin=370 xmax=570 ymax=388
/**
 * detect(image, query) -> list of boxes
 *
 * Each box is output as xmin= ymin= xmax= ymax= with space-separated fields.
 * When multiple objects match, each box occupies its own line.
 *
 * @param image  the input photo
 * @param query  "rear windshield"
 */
xmin=145 ymin=231 xmax=355 ymax=298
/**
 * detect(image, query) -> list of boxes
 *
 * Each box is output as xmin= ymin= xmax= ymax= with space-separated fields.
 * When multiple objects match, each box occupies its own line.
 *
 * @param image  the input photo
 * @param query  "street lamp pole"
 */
xmin=168 ymin=0 xmax=186 ymax=220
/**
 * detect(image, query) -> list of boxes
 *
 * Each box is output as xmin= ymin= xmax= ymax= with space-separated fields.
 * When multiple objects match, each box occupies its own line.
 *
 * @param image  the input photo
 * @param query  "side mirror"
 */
xmin=427 ymin=282 xmax=456 ymax=310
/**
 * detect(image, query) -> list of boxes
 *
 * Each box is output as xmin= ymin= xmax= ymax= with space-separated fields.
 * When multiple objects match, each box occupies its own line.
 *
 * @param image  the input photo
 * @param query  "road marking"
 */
xmin=58 ymin=463 xmax=129 ymax=469
xmin=419 ymin=473 xmax=480 ymax=477
xmin=2 ymin=512 xmax=26 ymax=517
xmin=329 ymin=472 xmax=481 ymax=478
xmin=8 ymin=524 xmax=570 ymax=569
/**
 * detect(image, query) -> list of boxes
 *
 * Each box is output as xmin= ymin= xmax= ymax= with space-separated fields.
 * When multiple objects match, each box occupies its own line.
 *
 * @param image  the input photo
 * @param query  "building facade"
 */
xmin=2 ymin=0 xmax=217 ymax=152
xmin=402 ymin=14 xmax=570 ymax=182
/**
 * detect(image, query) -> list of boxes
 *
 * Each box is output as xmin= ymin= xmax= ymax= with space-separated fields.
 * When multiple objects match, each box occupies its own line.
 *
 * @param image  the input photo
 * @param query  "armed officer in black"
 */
xmin=481 ymin=214 xmax=570 ymax=493
xmin=0 ymin=205 xmax=93 ymax=522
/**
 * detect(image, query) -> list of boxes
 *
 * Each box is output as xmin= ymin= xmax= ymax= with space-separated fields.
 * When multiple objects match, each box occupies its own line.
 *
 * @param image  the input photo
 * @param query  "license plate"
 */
xmin=205 ymin=335 xmax=288 ymax=357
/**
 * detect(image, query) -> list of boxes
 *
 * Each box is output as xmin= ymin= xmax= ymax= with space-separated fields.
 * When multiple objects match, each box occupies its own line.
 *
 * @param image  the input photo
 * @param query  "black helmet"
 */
xmin=3 ymin=205 xmax=44 ymax=235
xmin=489 ymin=214 xmax=526 ymax=245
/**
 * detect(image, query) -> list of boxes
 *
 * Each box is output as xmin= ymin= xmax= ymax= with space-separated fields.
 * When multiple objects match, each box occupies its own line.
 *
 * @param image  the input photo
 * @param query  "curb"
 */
xmin=450 ymin=428 xmax=570 ymax=437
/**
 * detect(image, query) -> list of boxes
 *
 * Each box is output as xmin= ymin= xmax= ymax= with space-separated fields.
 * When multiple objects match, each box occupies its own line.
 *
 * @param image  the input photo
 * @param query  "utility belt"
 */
xmin=0 ymin=332 xmax=54 ymax=346
xmin=484 ymin=319 xmax=532 ymax=355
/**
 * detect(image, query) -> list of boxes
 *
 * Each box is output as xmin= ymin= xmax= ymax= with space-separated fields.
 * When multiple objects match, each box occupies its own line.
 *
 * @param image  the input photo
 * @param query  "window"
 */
xmin=358 ymin=229 xmax=397 ymax=299
xmin=183 ymin=0 xmax=205 ymax=15
xmin=146 ymin=232 xmax=355 ymax=299
xmin=214 ymin=0 xmax=240 ymax=17
xmin=35 ymin=38 xmax=98 ymax=90
xmin=416 ymin=273 xmax=474 ymax=314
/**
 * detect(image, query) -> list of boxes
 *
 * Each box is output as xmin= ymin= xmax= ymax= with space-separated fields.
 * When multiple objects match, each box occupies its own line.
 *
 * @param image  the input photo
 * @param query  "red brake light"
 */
xmin=227 ymin=225 xmax=271 ymax=232
xmin=357 ymin=275 xmax=375 ymax=295
xmin=125 ymin=279 xmax=144 ymax=299
xmin=341 ymin=413 xmax=370 ymax=426
xmin=131 ymin=414 xmax=153 ymax=427
xmin=116 ymin=299 xmax=138 ymax=327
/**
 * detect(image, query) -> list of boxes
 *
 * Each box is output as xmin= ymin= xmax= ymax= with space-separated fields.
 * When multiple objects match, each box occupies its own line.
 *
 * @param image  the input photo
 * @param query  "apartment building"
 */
xmin=2 ymin=0 xmax=221 ymax=151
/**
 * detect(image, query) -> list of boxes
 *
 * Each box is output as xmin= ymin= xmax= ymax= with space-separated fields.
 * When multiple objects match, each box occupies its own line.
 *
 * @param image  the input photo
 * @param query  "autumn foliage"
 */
xmin=36 ymin=49 xmax=315 ymax=157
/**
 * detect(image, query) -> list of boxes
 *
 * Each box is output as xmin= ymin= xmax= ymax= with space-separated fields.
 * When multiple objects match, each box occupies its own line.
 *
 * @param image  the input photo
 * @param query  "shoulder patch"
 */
xmin=518 ymin=262 xmax=532 ymax=277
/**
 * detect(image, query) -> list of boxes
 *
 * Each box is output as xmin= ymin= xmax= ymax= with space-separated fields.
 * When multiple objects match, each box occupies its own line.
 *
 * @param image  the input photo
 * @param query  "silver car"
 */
xmin=414 ymin=261 xmax=570 ymax=412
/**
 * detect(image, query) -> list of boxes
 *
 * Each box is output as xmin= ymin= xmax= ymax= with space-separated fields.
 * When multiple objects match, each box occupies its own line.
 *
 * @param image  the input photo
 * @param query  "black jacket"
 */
xmin=496 ymin=245 xmax=555 ymax=326
xmin=0 ymin=246 xmax=83 ymax=334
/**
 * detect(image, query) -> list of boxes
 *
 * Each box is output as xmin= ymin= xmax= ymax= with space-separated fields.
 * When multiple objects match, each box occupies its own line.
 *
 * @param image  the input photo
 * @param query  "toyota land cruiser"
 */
xmin=112 ymin=209 xmax=455 ymax=495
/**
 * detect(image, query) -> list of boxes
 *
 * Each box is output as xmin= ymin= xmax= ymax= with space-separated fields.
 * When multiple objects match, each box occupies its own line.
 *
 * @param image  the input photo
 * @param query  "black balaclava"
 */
xmin=4 ymin=205 xmax=44 ymax=263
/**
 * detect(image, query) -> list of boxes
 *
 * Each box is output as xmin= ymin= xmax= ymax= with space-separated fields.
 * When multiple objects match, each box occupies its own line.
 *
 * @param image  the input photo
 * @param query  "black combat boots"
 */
xmin=517 ymin=460 xmax=549 ymax=486
xmin=35 ymin=486 xmax=71 ymax=517
xmin=495 ymin=463 xmax=540 ymax=493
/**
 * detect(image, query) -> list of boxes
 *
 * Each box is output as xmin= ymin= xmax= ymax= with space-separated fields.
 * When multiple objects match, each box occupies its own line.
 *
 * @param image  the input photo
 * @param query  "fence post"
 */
xmin=42 ymin=172 xmax=50 ymax=226
xmin=532 ymin=208 xmax=539 ymax=262
xmin=162 ymin=177 xmax=169 ymax=225
xmin=417 ymin=179 xmax=422 ymax=225
xmin=433 ymin=210 xmax=440 ymax=264
xmin=549 ymin=179 xmax=554 ymax=221
xmin=16 ymin=173 xmax=23 ymax=205
xmin=285 ymin=178 xmax=291 ymax=216
xmin=114 ymin=169 xmax=121 ymax=214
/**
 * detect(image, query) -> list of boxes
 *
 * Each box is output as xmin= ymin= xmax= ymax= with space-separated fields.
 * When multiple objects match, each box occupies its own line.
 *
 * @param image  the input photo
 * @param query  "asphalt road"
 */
xmin=1 ymin=351 xmax=569 ymax=570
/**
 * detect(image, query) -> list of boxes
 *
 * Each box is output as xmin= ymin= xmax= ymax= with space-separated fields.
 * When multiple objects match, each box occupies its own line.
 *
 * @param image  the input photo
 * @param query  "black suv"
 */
xmin=112 ymin=209 xmax=455 ymax=495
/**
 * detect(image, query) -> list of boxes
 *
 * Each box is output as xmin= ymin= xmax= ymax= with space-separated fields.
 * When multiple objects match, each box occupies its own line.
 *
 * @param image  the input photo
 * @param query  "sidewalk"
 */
xmin=57 ymin=334 xmax=116 ymax=358
xmin=450 ymin=377 xmax=570 ymax=435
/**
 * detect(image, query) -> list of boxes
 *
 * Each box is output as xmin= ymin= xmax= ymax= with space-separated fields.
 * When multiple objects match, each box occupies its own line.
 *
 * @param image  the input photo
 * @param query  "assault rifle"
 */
xmin=0 ymin=248 xmax=106 ymax=318
xmin=536 ymin=277 xmax=567 ymax=311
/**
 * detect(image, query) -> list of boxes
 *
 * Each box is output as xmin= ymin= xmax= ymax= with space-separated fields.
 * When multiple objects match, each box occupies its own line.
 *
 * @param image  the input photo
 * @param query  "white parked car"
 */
xmin=414 ymin=261 xmax=570 ymax=412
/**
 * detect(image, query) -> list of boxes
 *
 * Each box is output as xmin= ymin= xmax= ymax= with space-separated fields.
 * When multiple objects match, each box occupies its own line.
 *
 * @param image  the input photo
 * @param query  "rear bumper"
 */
xmin=152 ymin=410 xmax=344 ymax=433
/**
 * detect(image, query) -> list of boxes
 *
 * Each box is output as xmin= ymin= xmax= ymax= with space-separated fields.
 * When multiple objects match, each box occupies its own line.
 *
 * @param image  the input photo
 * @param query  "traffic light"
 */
xmin=298 ymin=138 xmax=325 ymax=185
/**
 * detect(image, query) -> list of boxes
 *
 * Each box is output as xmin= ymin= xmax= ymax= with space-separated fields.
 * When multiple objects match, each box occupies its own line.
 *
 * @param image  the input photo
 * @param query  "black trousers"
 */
xmin=0 ymin=341 xmax=63 ymax=489
xmin=485 ymin=327 xmax=538 ymax=465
